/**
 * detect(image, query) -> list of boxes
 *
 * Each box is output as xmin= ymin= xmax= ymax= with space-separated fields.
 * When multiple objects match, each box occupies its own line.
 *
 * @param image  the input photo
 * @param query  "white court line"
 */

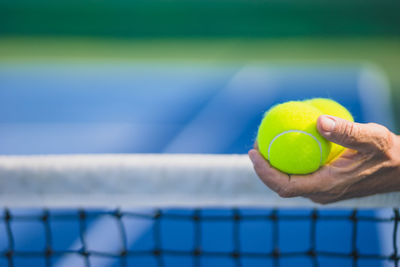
xmin=163 ymin=64 xmax=277 ymax=153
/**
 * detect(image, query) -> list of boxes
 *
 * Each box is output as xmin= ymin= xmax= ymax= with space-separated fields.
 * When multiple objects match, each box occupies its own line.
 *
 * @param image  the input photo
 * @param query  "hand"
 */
xmin=248 ymin=115 xmax=400 ymax=204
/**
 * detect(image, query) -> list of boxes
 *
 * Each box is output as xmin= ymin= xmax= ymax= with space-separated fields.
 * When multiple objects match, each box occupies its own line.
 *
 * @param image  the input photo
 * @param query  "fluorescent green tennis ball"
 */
xmin=257 ymin=101 xmax=331 ymax=175
xmin=305 ymin=98 xmax=354 ymax=162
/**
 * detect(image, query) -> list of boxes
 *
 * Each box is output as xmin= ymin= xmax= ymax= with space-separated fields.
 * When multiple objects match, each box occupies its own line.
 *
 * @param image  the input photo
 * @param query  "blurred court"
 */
xmin=1 ymin=0 xmax=400 ymax=266
xmin=0 ymin=62 xmax=397 ymax=267
xmin=0 ymin=63 xmax=395 ymax=154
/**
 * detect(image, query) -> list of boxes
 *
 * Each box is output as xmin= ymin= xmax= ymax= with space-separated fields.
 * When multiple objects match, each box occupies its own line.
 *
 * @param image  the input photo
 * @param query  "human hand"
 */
xmin=249 ymin=115 xmax=400 ymax=204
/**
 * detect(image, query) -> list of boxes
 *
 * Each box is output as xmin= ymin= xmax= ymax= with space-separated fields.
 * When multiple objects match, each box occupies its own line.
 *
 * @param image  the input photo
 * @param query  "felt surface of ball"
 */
xmin=306 ymin=98 xmax=354 ymax=162
xmin=257 ymin=101 xmax=331 ymax=175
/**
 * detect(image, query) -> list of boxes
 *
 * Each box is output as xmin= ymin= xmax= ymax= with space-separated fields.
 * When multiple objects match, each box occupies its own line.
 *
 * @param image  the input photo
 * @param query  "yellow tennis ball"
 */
xmin=257 ymin=101 xmax=331 ymax=175
xmin=305 ymin=98 xmax=354 ymax=162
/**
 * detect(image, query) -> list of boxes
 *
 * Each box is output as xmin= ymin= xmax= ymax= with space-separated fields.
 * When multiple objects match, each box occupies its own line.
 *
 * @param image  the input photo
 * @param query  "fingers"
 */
xmin=289 ymin=166 xmax=335 ymax=195
xmin=248 ymin=149 xmax=335 ymax=198
xmin=250 ymin=116 xmax=397 ymax=204
xmin=248 ymin=149 xmax=290 ymax=195
xmin=317 ymin=115 xmax=393 ymax=153
xmin=253 ymin=140 xmax=259 ymax=150
xmin=325 ymin=149 xmax=357 ymax=167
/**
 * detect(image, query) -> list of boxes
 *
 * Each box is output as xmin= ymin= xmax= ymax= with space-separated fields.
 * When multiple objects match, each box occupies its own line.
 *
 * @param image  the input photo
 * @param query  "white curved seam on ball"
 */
xmin=268 ymin=130 xmax=323 ymax=165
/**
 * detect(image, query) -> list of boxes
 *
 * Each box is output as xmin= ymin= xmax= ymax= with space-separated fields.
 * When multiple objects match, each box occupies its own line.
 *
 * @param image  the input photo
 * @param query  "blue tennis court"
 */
xmin=0 ymin=62 xmax=397 ymax=267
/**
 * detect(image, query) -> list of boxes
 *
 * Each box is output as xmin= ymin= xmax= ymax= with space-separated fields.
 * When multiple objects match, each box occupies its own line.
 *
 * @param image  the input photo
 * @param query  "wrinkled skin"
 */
xmin=249 ymin=115 xmax=400 ymax=204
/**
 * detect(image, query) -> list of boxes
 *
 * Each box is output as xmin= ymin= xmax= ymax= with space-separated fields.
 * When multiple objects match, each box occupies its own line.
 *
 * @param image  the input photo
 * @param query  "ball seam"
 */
xmin=267 ymin=130 xmax=323 ymax=166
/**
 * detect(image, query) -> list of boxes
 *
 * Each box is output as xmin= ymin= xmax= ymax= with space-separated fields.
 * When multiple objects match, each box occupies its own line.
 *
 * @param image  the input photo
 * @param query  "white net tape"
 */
xmin=0 ymin=154 xmax=399 ymax=208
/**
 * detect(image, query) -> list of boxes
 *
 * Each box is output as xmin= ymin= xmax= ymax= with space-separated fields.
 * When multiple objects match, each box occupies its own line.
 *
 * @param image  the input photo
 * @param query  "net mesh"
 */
xmin=1 ymin=207 xmax=399 ymax=267
xmin=1 ymin=155 xmax=400 ymax=267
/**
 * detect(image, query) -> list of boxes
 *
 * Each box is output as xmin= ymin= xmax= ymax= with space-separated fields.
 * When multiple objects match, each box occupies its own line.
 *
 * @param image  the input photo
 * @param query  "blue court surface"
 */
xmin=0 ymin=63 xmax=397 ymax=267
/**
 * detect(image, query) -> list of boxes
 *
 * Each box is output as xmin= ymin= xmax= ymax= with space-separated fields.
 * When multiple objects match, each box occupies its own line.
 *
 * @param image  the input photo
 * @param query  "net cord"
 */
xmin=0 ymin=154 xmax=399 ymax=208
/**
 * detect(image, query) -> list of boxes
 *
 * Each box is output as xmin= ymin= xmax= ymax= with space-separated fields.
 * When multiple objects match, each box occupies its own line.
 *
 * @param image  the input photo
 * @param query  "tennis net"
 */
xmin=0 ymin=154 xmax=399 ymax=267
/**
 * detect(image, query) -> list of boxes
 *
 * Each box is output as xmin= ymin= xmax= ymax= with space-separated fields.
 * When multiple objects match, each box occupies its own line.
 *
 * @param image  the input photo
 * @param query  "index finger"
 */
xmin=249 ymin=149 xmax=294 ymax=197
xmin=249 ymin=148 xmax=337 ymax=197
xmin=289 ymin=165 xmax=337 ymax=195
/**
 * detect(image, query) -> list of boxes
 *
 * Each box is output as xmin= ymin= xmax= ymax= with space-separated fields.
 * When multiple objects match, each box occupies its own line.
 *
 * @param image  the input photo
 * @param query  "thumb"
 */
xmin=317 ymin=115 xmax=390 ymax=153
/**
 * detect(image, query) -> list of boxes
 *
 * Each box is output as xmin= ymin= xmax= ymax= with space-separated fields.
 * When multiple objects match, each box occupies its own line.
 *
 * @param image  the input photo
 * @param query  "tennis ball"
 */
xmin=257 ymin=101 xmax=331 ymax=175
xmin=305 ymin=98 xmax=354 ymax=162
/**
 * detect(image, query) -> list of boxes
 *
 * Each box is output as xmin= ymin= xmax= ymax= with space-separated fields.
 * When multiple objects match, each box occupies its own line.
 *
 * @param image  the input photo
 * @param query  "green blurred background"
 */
xmin=1 ymin=0 xmax=399 ymax=130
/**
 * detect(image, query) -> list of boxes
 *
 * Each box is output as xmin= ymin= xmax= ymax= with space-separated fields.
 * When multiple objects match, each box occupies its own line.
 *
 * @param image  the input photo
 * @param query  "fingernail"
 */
xmin=320 ymin=116 xmax=336 ymax=132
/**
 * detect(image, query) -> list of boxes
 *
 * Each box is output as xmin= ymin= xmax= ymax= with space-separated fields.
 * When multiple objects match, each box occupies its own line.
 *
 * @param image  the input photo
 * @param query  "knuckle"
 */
xmin=345 ymin=121 xmax=357 ymax=136
xmin=340 ymin=121 xmax=358 ymax=144
xmin=338 ymin=121 xmax=395 ymax=156
xmin=368 ymin=123 xmax=394 ymax=154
